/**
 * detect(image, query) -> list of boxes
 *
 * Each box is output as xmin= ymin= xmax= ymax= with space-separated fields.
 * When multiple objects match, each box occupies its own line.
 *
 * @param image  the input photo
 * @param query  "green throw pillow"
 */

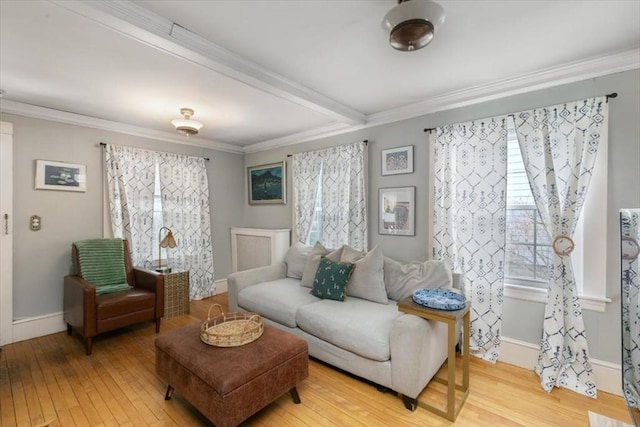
xmin=311 ymin=257 xmax=354 ymax=301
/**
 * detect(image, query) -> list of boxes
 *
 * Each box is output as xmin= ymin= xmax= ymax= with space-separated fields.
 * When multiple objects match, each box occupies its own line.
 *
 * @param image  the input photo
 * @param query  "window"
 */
xmin=151 ymin=163 xmax=166 ymax=267
xmin=307 ymin=167 xmax=323 ymax=246
xmin=505 ymin=124 xmax=551 ymax=287
xmin=503 ymin=118 xmax=610 ymax=311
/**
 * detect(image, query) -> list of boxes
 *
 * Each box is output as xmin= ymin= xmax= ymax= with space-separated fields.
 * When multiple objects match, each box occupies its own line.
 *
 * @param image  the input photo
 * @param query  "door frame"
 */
xmin=0 ymin=121 xmax=13 ymax=345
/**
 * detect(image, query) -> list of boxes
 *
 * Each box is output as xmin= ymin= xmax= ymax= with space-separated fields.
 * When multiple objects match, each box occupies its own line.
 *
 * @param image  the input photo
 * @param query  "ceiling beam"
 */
xmin=50 ymin=0 xmax=366 ymax=126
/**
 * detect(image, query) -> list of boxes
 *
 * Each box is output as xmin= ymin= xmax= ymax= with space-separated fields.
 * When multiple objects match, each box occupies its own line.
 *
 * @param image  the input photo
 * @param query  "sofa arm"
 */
xmin=390 ymin=314 xmax=448 ymax=399
xmin=63 ymin=275 xmax=97 ymax=337
xmin=227 ymin=263 xmax=287 ymax=311
xmin=133 ymin=267 xmax=165 ymax=319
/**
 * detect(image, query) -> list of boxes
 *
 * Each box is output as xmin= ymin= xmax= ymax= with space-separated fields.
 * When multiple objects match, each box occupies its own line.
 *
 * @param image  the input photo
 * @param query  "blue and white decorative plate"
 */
xmin=412 ymin=288 xmax=466 ymax=311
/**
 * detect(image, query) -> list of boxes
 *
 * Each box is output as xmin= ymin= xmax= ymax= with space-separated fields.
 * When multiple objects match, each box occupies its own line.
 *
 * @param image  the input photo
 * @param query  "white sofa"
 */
xmin=227 ymin=242 xmax=459 ymax=409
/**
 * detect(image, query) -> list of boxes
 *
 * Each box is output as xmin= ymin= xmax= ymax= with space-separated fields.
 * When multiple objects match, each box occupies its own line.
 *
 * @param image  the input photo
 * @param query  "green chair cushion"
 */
xmin=75 ymin=238 xmax=132 ymax=295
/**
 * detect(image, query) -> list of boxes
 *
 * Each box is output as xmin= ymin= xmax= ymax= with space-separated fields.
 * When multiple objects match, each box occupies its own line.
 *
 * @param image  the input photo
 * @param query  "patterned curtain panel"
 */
xmin=513 ymin=97 xmax=608 ymax=397
xmin=292 ymin=141 xmax=367 ymax=250
xmin=105 ymin=144 xmax=156 ymax=266
xmin=621 ymin=209 xmax=640 ymax=410
xmin=158 ymin=152 xmax=215 ymax=300
xmin=292 ymin=150 xmax=323 ymax=245
xmin=432 ymin=117 xmax=508 ymax=363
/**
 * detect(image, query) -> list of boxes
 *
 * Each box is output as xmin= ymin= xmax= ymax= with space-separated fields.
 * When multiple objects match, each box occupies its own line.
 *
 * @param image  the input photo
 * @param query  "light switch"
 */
xmin=30 ymin=215 xmax=41 ymax=231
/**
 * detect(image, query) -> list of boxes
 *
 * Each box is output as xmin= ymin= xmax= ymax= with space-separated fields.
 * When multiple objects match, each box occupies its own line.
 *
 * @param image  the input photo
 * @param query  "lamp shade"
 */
xmin=160 ymin=228 xmax=177 ymax=248
xmin=382 ymin=0 xmax=445 ymax=52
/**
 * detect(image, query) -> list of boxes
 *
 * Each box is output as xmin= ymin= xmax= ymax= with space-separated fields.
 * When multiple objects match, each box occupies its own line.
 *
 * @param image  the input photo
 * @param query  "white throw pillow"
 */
xmin=300 ymin=242 xmax=343 ymax=288
xmin=383 ymin=256 xmax=452 ymax=301
xmin=341 ymin=245 xmax=388 ymax=304
xmin=284 ymin=241 xmax=312 ymax=279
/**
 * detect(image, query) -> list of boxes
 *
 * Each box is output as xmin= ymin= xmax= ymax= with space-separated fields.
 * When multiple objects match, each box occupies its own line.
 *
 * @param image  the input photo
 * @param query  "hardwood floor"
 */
xmin=1 ymin=293 xmax=633 ymax=427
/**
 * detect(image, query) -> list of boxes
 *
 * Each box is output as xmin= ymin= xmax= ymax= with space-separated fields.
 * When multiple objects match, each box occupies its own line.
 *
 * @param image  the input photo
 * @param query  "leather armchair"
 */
xmin=64 ymin=239 xmax=165 ymax=355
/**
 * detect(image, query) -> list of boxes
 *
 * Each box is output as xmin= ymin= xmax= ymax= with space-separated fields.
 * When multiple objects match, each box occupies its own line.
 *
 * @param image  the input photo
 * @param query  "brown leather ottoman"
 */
xmin=155 ymin=322 xmax=308 ymax=427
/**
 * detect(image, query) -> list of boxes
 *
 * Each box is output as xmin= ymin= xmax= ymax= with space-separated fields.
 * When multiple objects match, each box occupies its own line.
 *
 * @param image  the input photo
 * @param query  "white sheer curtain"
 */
xmin=105 ymin=144 xmax=156 ymax=266
xmin=158 ymin=152 xmax=215 ymax=300
xmin=292 ymin=141 xmax=367 ymax=250
xmin=432 ymin=117 xmax=509 ymax=363
xmin=513 ymin=97 xmax=608 ymax=397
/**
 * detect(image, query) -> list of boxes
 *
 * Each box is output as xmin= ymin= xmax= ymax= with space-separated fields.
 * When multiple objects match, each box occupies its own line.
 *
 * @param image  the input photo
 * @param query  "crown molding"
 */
xmin=50 ymin=0 xmax=366 ymax=126
xmin=366 ymin=48 xmax=640 ymax=128
xmin=0 ymin=99 xmax=244 ymax=154
xmin=244 ymin=48 xmax=640 ymax=153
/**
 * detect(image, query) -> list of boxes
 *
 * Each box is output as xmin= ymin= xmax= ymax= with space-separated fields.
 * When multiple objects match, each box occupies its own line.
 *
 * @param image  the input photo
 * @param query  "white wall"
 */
xmin=0 ymin=113 xmax=245 ymax=320
xmin=243 ymin=69 xmax=640 ymax=366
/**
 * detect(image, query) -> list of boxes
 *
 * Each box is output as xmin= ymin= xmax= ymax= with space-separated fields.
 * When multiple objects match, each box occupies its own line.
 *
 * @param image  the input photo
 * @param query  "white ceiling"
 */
xmin=1 ymin=0 xmax=639 ymax=153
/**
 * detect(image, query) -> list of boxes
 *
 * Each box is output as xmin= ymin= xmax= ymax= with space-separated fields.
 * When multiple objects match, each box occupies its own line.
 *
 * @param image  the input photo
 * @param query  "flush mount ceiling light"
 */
xmin=171 ymin=108 xmax=203 ymax=136
xmin=382 ymin=0 xmax=445 ymax=52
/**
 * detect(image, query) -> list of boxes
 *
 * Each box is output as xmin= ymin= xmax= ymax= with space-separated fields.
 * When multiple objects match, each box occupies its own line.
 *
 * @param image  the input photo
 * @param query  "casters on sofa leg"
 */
xmin=164 ymin=385 xmax=174 ymax=400
xmin=289 ymin=387 xmax=301 ymax=404
xmin=401 ymin=395 xmax=417 ymax=412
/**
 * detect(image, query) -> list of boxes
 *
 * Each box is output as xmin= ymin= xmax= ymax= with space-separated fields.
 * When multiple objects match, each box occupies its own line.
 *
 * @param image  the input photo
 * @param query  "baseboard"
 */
xmin=215 ymin=278 xmax=228 ymax=294
xmin=12 ymin=311 xmax=66 ymax=343
xmin=500 ymin=336 xmax=622 ymax=397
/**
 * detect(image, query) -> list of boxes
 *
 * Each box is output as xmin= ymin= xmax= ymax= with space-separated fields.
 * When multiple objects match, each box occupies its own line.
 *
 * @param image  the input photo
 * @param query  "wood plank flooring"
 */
xmin=1 ymin=293 xmax=633 ymax=426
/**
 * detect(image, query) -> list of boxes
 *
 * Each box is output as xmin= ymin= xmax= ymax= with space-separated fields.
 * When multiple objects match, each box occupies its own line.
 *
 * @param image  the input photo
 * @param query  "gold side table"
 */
xmin=162 ymin=271 xmax=190 ymax=318
xmin=397 ymin=297 xmax=470 ymax=421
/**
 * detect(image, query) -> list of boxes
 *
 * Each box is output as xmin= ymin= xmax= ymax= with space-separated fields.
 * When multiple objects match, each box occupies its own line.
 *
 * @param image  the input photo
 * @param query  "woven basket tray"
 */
xmin=200 ymin=304 xmax=264 ymax=347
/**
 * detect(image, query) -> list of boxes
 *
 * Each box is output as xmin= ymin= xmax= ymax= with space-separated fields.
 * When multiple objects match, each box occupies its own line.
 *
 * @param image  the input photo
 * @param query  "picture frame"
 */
xmin=381 ymin=145 xmax=413 ymax=175
xmin=248 ymin=161 xmax=286 ymax=205
xmin=35 ymin=160 xmax=87 ymax=192
xmin=379 ymin=186 xmax=415 ymax=236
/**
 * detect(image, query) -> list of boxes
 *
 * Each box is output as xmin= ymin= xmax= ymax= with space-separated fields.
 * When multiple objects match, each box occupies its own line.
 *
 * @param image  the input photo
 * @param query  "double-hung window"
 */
xmin=503 ymin=118 xmax=610 ymax=311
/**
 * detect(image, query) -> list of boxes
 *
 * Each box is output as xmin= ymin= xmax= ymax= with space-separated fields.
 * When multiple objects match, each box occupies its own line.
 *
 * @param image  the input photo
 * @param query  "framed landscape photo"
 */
xmin=35 ymin=160 xmax=86 ymax=192
xmin=379 ymin=186 xmax=415 ymax=236
xmin=248 ymin=161 xmax=286 ymax=205
xmin=381 ymin=145 xmax=413 ymax=175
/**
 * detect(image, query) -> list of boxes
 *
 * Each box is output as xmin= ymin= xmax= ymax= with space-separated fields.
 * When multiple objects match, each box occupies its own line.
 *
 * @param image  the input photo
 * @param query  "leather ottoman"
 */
xmin=155 ymin=322 xmax=308 ymax=427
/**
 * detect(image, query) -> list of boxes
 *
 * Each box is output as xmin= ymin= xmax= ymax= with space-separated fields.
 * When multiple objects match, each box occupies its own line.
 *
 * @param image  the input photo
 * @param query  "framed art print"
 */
xmin=379 ymin=186 xmax=415 ymax=236
xmin=248 ymin=161 xmax=286 ymax=205
xmin=35 ymin=160 xmax=87 ymax=192
xmin=381 ymin=145 xmax=413 ymax=175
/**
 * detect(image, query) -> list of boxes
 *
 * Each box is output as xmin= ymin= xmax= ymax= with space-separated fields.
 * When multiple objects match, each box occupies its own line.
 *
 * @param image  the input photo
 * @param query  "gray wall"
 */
xmin=244 ymin=69 xmax=640 ymax=364
xmin=1 ymin=113 xmax=245 ymax=320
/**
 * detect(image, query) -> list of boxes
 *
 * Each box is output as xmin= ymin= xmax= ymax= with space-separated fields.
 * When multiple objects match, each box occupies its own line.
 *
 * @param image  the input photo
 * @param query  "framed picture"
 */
xmin=381 ymin=145 xmax=413 ymax=175
xmin=248 ymin=161 xmax=286 ymax=205
xmin=379 ymin=186 xmax=415 ymax=236
xmin=35 ymin=160 xmax=86 ymax=192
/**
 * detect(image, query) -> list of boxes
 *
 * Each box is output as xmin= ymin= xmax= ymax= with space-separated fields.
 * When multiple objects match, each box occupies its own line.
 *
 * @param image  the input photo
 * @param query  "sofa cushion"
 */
xmin=340 ymin=245 xmax=388 ymax=304
xmin=301 ymin=242 xmax=343 ymax=288
xmin=383 ymin=257 xmax=452 ymax=301
xmin=238 ymin=278 xmax=319 ymax=328
xmin=284 ymin=241 xmax=312 ymax=279
xmin=295 ymin=297 xmax=401 ymax=362
xmin=311 ymin=258 xmax=354 ymax=301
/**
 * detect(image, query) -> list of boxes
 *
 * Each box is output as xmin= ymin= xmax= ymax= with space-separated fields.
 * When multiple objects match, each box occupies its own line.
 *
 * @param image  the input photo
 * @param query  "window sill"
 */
xmin=503 ymin=283 xmax=611 ymax=313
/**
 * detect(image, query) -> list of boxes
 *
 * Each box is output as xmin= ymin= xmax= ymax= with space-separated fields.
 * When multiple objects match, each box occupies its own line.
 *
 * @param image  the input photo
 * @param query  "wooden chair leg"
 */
xmin=155 ymin=318 xmax=161 ymax=333
xmin=85 ymin=337 xmax=93 ymax=356
xmin=164 ymin=385 xmax=174 ymax=400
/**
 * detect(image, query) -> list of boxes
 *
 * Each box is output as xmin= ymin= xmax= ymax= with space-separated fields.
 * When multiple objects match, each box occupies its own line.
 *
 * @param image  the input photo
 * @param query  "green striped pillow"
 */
xmin=75 ymin=239 xmax=132 ymax=295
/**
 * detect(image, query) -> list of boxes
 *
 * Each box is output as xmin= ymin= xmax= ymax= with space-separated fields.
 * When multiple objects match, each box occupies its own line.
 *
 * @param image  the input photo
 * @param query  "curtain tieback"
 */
xmin=621 ymin=237 xmax=640 ymax=260
xmin=552 ymin=235 xmax=575 ymax=256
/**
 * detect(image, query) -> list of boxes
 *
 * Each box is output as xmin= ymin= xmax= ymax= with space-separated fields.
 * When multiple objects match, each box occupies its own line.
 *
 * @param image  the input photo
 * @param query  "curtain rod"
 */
xmin=286 ymin=140 xmax=368 ymax=158
xmin=423 ymin=92 xmax=618 ymax=133
xmin=99 ymin=142 xmax=210 ymax=161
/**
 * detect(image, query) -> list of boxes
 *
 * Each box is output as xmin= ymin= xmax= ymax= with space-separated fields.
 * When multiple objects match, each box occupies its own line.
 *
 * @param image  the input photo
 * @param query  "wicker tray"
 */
xmin=200 ymin=304 xmax=264 ymax=347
